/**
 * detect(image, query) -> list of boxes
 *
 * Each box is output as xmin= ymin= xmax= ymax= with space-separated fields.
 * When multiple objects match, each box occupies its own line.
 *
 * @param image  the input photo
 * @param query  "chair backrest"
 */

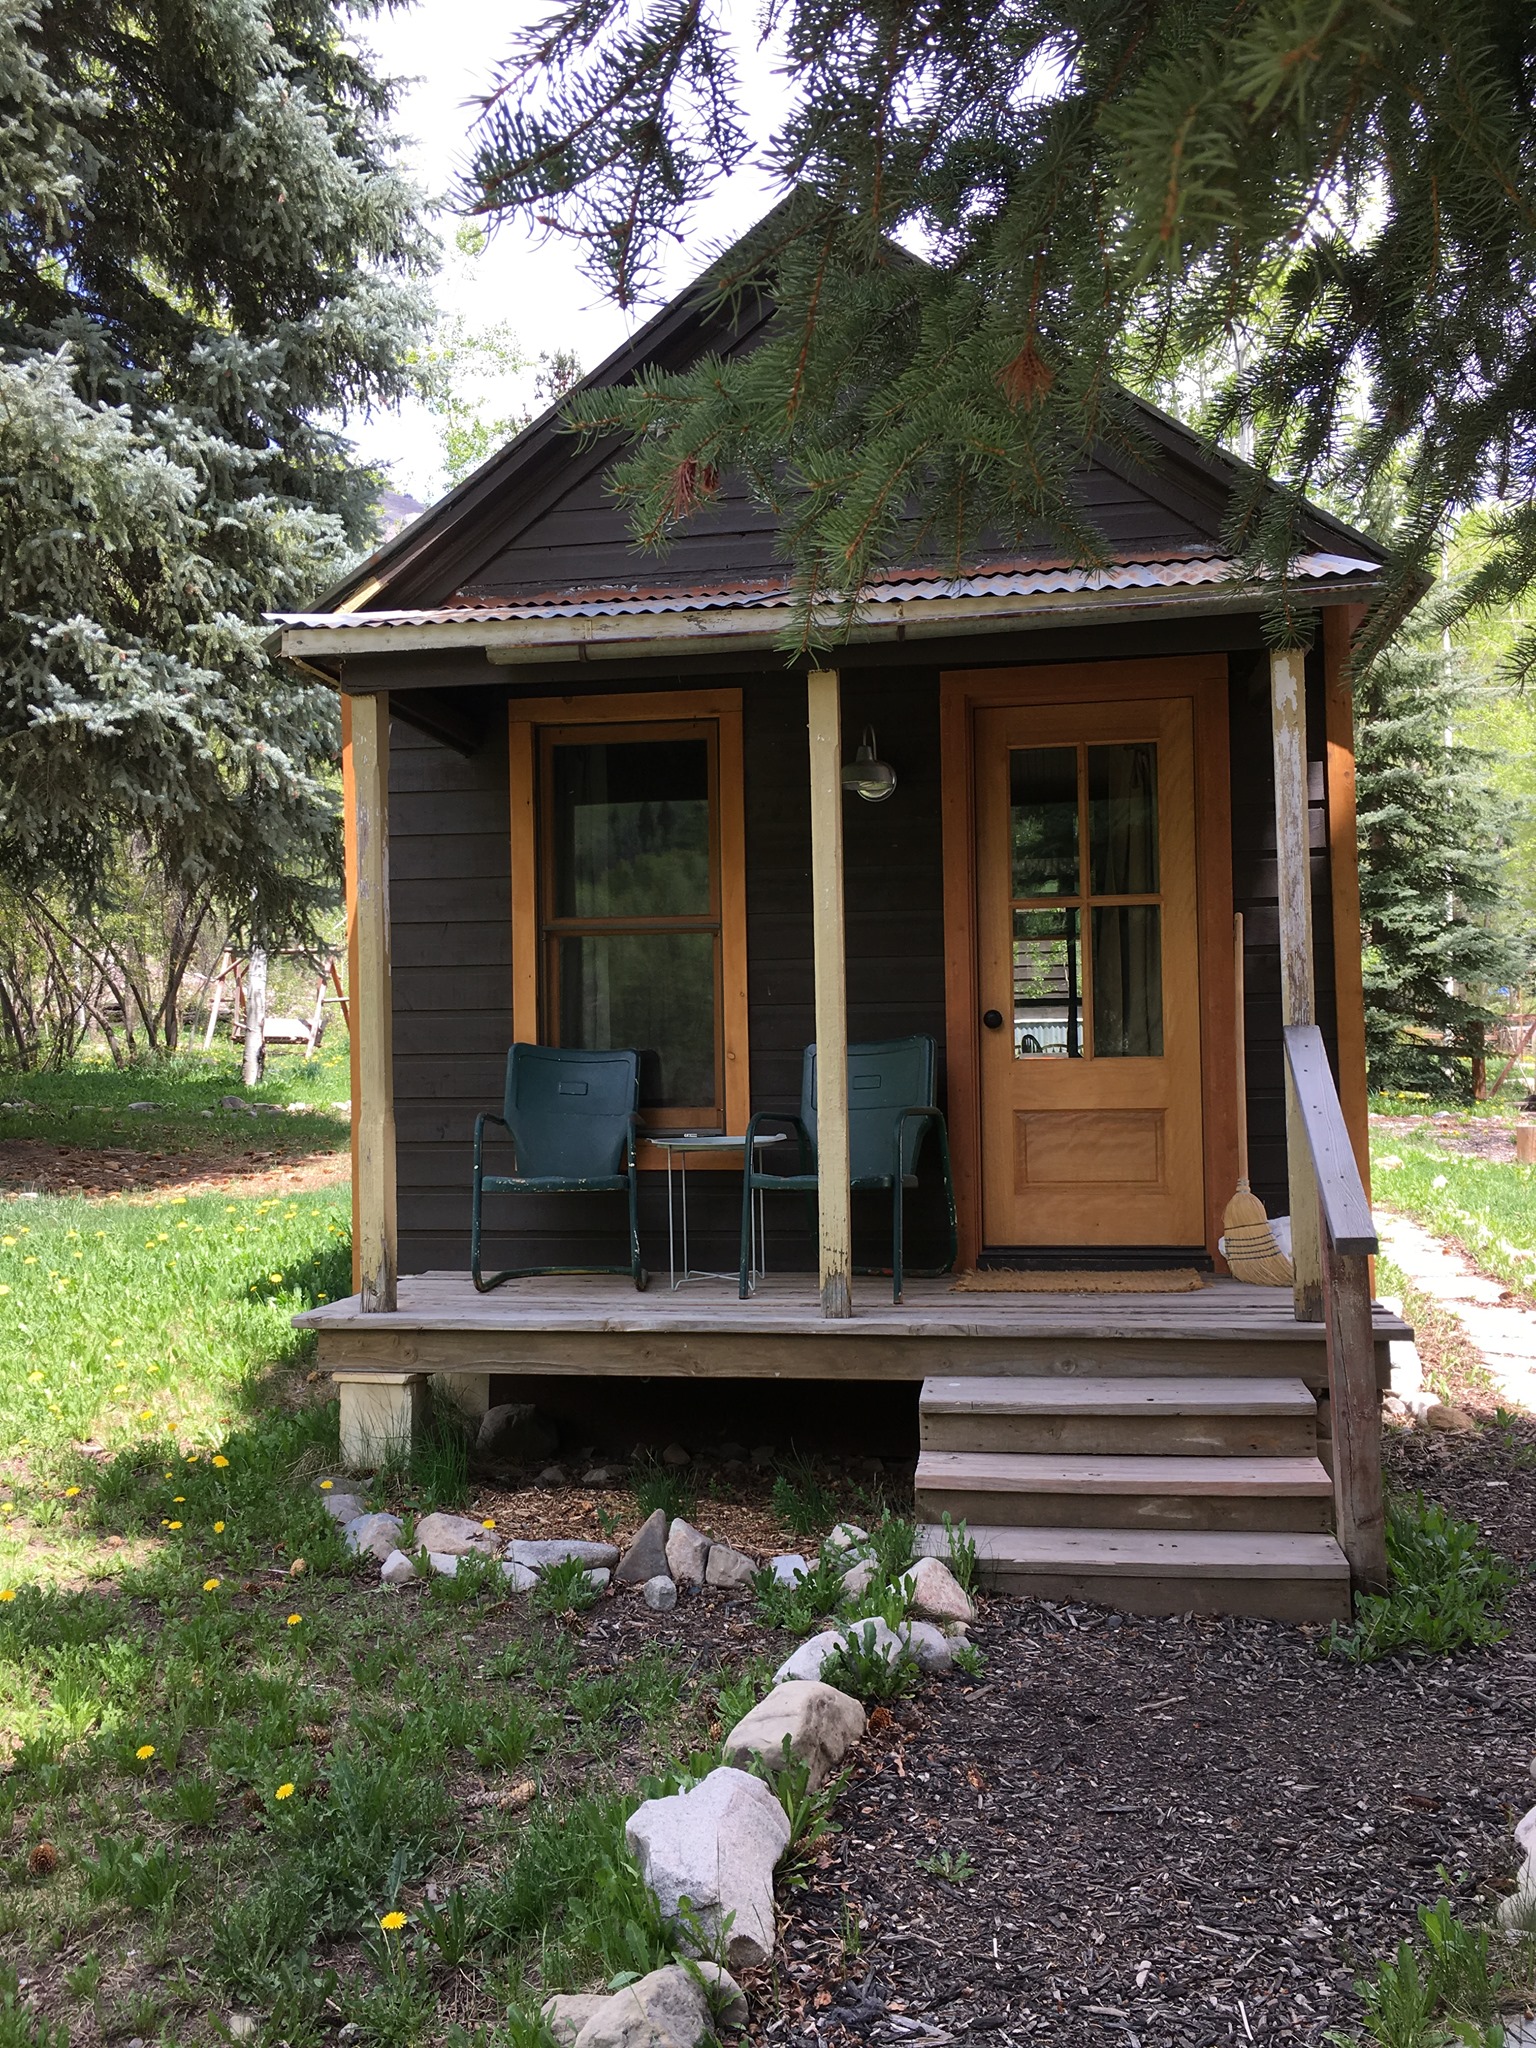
xmin=502 ymin=1045 xmax=639 ymax=1179
xmin=800 ymin=1035 xmax=938 ymax=1182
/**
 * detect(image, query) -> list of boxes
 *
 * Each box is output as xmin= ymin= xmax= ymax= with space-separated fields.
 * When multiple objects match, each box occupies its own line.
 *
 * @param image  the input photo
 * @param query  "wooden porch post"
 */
xmin=807 ymin=667 xmax=853 ymax=1318
xmin=350 ymin=691 xmax=398 ymax=1314
xmin=1323 ymin=606 xmax=1371 ymax=1191
xmin=1270 ymin=648 xmax=1323 ymax=1322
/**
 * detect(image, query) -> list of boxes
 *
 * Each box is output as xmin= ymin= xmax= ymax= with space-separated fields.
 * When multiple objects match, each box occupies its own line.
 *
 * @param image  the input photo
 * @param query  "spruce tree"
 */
xmin=463 ymin=0 xmax=1536 ymax=658
xmin=0 ymin=0 xmax=428 ymax=942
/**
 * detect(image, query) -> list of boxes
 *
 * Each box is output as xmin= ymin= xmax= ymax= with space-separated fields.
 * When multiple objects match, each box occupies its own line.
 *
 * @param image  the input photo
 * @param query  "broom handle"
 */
xmin=1234 ymin=912 xmax=1249 ymax=1183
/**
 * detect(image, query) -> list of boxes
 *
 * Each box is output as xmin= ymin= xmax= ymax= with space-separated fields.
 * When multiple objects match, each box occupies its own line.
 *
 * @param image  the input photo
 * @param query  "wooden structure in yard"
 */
xmin=277 ymin=216 xmax=1405 ymax=1619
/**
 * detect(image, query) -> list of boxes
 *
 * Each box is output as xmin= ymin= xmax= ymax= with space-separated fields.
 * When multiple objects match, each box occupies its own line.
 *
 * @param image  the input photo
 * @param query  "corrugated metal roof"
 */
xmin=270 ymin=551 xmax=1381 ymax=631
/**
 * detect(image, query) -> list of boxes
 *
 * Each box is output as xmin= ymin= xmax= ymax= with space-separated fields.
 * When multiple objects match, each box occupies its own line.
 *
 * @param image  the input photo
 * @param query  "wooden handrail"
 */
xmin=1282 ymin=1025 xmax=1377 ymax=1256
xmin=1282 ymin=1022 xmax=1386 ymax=1594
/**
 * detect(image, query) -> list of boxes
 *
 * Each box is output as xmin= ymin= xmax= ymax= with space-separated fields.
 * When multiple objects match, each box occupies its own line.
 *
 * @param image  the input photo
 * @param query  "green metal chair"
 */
xmin=739 ymin=1034 xmax=957 ymax=1302
xmin=472 ymin=1045 xmax=647 ymax=1292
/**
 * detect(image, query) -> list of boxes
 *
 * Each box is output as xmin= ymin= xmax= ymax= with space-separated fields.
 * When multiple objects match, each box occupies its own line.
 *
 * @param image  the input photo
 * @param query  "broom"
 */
xmin=1224 ymin=913 xmax=1294 ymax=1286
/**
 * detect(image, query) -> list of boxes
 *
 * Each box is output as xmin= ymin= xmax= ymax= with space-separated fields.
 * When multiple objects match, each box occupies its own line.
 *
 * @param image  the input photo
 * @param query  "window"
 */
xmin=509 ymin=692 xmax=749 ymax=1151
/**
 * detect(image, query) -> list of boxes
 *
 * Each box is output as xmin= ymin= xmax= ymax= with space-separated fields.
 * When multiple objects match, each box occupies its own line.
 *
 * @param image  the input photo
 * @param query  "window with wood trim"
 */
xmin=509 ymin=691 xmax=749 ymax=1148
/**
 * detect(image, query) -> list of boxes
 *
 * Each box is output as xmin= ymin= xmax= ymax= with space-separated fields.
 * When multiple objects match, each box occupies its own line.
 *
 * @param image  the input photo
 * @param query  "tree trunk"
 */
xmin=243 ymin=947 xmax=268 ymax=1087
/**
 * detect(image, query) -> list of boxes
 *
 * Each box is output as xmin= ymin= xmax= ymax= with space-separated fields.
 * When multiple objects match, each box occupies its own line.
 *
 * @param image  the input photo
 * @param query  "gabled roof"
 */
xmin=284 ymin=210 xmax=1387 ymax=656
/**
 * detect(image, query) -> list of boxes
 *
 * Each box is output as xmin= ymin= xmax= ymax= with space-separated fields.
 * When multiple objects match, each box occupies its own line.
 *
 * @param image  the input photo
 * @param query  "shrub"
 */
xmin=1328 ymin=1495 xmax=1518 ymax=1662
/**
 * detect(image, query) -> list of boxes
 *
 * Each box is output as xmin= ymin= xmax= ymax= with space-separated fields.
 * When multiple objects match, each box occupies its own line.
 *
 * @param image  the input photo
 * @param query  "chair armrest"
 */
xmin=892 ymin=1105 xmax=945 ymax=1169
xmin=473 ymin=1112 xmax=512 ymax=1176
xmin=745 ymin=1110 xmax=812 ymax=1174
xmin=625 ymin=1113 xmax=647 ymax=1170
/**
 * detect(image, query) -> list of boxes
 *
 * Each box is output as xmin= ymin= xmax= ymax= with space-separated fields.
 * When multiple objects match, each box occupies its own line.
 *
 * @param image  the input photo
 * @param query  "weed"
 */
xmin=819 ymin=1621 xmax=918 ymax=1704
xmin=1340 ymin=1897 xmax=1527 ymax=2047
xmin=471 ymin=1700 xmax=549 ymax=1773
xmin=418 ymin=1887 xmax=496 ymax=1967
xmin=0 ymin=1964 xmax=68 ymax=2048
xmin=938 ymin=1513 xmax=980 ymax=1595
xmin=62 ymin=1958 xmax=99 ymax=2004
xmin=161 ymin=1774 xmax=221 ymax=1827
xmin=865 ymin=1512 xmax=918 ymax=1581
xmin=838 ymin=1899 xmax=866 ymax=1961
xmin=752 ymin=1552 xmax=845 ymax=1634
xmin=758 ymin=1748 xmax=843 ymax=1885
xmin=1328 ymin=1495 xmax=1518 ymax=1661
xmin=952 ymin=1641 xmax=987 ymax=1679
xmin=920 ymin=1847 xmax=975 ymax=1884
xmin=632 ymin=1456 xmax=696 ymax=1525
xmin=770 ymin=1452 xmax=837 ymax=1537
xmin=78 ymin=1835 xmax=189 ymax=1913
xmin=530 ymin=1556 xmax=602 ymax=1618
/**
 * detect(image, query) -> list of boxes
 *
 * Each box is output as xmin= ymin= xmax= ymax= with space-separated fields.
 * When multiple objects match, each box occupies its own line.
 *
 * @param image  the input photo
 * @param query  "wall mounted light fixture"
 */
xmin=841 ymin=725 xmax=897 ymax=802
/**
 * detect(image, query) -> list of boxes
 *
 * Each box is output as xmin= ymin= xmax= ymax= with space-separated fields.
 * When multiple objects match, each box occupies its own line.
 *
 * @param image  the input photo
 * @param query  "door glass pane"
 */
xmin=1009 ymin=747 xmax=1079 ymax=898
xmin=1088 ymin=742 xmax=1158 ymax=894
xmin=1091 ymin=906 xmax=1163 ymax=1056
xmin=551 ymin=739 xmax=710 ymax=917
xmin=1012 ymin=908 xmax=1083 ymax=1057
xmin=557 ymin=933 xmax=716 ymax=1106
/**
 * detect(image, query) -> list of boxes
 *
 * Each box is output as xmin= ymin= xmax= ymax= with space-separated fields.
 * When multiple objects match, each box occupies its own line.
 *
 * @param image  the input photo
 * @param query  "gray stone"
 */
xmin=615 ymin=1507 xmax=671 ymax=1587
xmin=501 ymin=1560 xmax=538 ymax=1592
xmin=507 ymin=1538 xmax=620 ymax=1573
xmin=380 ymin=1548 xmax=418 ymax=1586
xmin=343 ymin=1511 xmax=403 ymax=1562
xmin=661 ymin=1442 xmax=691 ymax=1468
xmin=625 ymin=1766 xmax=791 ymax=1970
xmin=319 ymin=1490 xmax=366 ymax=1526
xmin=643 ymin=1574 xmax=677 ymax=1613
xmin=586 ymin=1568 xmax=612 ymax=1592
xmin=542 ymin=1995 xmax=611 ymax=2046
xmin=570 ymin=1965 xmax=712 ymax=2048
xmin=219 ymin=1094 xmax=246 ymax=1111
xmin=704 ymin=1543 xmax=756 ymax=1591
xmin=425 ymin=1552 xmax=462 ymax=1577
xmin=414 ymin=1511 xmax=500 ymax=1558
xmin=773 ymin=1619 xmax=916 ymax=1687
xmin=537 ymin=1464 xmax=569 ymax=1486
xmin=580 ymin=1464 xmax=628 ymax=1487
xmin=840 ymin=1560 xmax=876 ymax=1599
xmin=126 ymin=1100 xmax=163 ymax=1112
xmin=901 ymin=1555 xmax=976 ymax=1626
xmin=476 ymin=1402 xmax=558 ymax=1463
xmin=823 ymin=1522 xmax=869 ymax=1554
xmin=723 ymin=1680 xmax=866 ymax=1789
xmin=749 ymin=1444 xmax=775 ymax=1469
xmin=767 ymin=1553 xmax=809 ymax=1585
xmin=692 ymin=1963 xmax=748 ymax=2031
xmin=772 ymin=1629 xmax=844 ymax=1685
xmin=666 ymin=1518 xmax=710 ymax=1587
xmin=905 ymin=1620 xmax=957 ymax=1673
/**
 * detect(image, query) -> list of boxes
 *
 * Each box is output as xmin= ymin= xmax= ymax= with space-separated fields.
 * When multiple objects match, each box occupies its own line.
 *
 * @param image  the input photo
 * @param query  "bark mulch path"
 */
xmin=1372 ymin=1111 xmax=1524 ymax=1163
xmin=772 ymin=1425 xmax=1536 ymax=2048
xmin=0 ymin=1137 xmax=348 ymax=1201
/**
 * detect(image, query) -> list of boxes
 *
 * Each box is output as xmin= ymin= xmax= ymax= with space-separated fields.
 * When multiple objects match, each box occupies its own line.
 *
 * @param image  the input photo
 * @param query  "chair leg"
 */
xmin=738 ymin=1172 xmax=756 ymax=1299
xmin=892 ymin=1176 xmax=905 ymax=1304
xmin=628 ymin=1163 xmax=647 ymax=1291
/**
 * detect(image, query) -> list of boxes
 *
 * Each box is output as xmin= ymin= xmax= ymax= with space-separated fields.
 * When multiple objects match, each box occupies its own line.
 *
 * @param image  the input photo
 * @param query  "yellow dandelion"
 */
xmin=138 ymin=1409 xmax=153 ymax=1422
xmin=63 ymin=1485 xmax=80 ymax=1498
xmin=268 ymin=1273 xmax=283 ymax=1284
xmin=22 ymin=1256 xmax=35 ymax=1264
xmin=0 ymin=1589 xmax=15 ymax=1603
xmin=173 ymin=1496 xmax=185 ymax=1504
xmin=203 ymin=1577 xmax=221 ymax=1592
xmin=0 ymin=1285 xmax=10 ymax=1298
xmin=378 ymin=1910 xmax=407 ymax=1931
xmin=213 ymin=1520 xmax=225 ymax=1533
xmin=286 ymin=1613 xmax=302 ymax=1627
xmin=167 ymin=1520 xmax=182 ymax=1530
xmin=185 ymin=1454 xmax=199 ymax=1465
xmin=136 ymin=1743 xmax=155 ymax=1760
xmin=319 ymin=1479 xmax=333 ymax=1490
xmin=1 ymin=1234 xmax=14 ymax=1246
xmin=275 ymin=1782 xmax=295 ymax=1801
xmin=212 ymin=1455 xmax=229 ymax=1469
xmin=166 ymin=1421 xmax=178 ymax=1433
xmin=113 ymin=1384 xmax=128 ymax=1394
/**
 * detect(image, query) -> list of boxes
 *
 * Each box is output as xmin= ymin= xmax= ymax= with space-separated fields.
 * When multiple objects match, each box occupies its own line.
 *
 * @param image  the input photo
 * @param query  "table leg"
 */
xmin=666 ymin=1148 xmax=678 ymax=1291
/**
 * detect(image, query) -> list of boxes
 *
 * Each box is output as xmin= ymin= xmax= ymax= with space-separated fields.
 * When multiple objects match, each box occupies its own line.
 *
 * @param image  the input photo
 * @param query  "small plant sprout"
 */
xmin=921 ymin=1847 xmax=976 ymax=1884
xmin=531 ymin=1555 xmax=603 ymax=1617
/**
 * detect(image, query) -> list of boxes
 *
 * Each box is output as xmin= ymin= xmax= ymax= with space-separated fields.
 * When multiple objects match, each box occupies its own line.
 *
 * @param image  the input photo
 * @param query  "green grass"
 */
xmin=1335 ymin=1896 xmax=1536 ymax=2047
xmin=0 ymin=1038 xmax=352 ymax=1156
xmin=1371 ymin=1139 xmax=1536 ymax=1303
xmin=1326 ymin=1494 xmax=1519 ymax=1662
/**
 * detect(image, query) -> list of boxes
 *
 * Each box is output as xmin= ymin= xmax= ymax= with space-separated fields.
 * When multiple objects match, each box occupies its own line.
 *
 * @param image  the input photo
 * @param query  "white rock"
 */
xmin=615 ymin=1508 xmax=671 ymax=1586
xmin=586 ymin=1568 xmax=612 ymax=1592
xmin=228 ymin=2017 xmax=258 ymax=2042
xmin=543 ymin=1995 xmax=611 ymax=2046
xmin=643 ymin=1574 xmax=677 ymax=1613
xmin=704 ymin=1543 xmax=756 ymax=1591
xmin=840 ymin=1560 xmax=876 ymax=1599
xmin=344 ymin=1511 xmax=403 ymax=1561
xmin=414 ymin=1512 xmax=501 ymax=1557
xmin=320 ymin=1490 xmax=366 ymax=1526
xmin=905 ymin=1620 xmax=957 ymax=1673
xmin=691 ymin=1963 xmax=748 ymax=2031
xmin=1497 ymin=1804 xmax=1536 ymax=1930
xmin=901 ymin=1554 xmax=976 ymax=1626
xmin=580 ymin=1464 xmax=628 ymax=1486
xmin=570 ymin=1964 xmax=714 ymax=2048
xmin=773 ymin=1629 xmax=845 ymax=1685
xmin=767 ymin=1553 xmax=810 ymax=1585
xmin=501 ymin=1560 xmax=538 ymax=1592
xmin=380 ymin=1548 xmax=418 ymax=1586
xmin=427 ymin=1551 xmax=461 ymax=1577
xmin=773 ymin=1618 xmax=915 ymax=1687
xmin=507 ymin=1538 xmax=620 ymax=1572
xmin=666 ymin=1519 xmax=710 ymax=1586
xmin=625 ymin=1766 xmax=791 ymax=1970
xmin=723 ymin=1680 xmax=865 ymax=1789
xmin=823 ymin=1522 xmax=869 ymax=1554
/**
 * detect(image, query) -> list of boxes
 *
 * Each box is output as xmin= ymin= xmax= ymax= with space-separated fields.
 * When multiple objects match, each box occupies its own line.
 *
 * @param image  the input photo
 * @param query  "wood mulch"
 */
xmin=0 ymin=1138 xmax=348 ymax=1201
xmin=1372 ymin=1110 xmax=1524 ymax=1163
xmin=770 ymin=1420 xmax=1536 ymax=2048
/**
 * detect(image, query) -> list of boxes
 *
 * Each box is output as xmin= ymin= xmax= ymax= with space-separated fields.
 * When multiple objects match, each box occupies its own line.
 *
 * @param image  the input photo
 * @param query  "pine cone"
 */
xmin=28 ymin=1841 xmax=59 ymax=1877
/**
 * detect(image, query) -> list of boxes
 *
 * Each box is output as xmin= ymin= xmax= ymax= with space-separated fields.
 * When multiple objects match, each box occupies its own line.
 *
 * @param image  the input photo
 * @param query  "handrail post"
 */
xmin=1320 ymin=1231 xmax=1389 ymax=1591
xmin=1271 ymin=648 xmax=1324 ymax=1321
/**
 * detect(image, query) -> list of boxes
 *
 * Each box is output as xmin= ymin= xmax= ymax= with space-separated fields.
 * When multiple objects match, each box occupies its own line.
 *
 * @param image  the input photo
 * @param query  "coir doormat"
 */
xmin=951 ymin=1268 xmax=1207 ymax=1294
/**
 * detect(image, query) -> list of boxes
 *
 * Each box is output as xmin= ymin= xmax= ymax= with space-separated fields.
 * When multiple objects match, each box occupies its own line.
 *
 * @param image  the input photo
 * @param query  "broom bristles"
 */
xmin=1223 ymin=1179 xmax=1294 ymax=1287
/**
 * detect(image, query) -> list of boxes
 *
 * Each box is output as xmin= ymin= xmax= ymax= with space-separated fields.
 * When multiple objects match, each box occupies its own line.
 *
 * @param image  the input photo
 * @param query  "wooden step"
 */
xmin=916 ymin=1524 xmax=1351 ymax=1623
xmin=916 ymin=1449 xmax=1335 ymax=1532
xmin=920 ymin=1374 xmax=1318 ymax=1456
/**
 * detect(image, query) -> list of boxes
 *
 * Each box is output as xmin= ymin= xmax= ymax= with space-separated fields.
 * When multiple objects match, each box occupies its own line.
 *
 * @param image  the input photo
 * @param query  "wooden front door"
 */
xmin=976 ymin=694 xmax=1206 ymax=1248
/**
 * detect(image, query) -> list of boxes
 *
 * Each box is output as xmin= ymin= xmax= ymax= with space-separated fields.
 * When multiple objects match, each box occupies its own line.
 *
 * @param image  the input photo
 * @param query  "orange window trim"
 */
xmin=508 ymin=689 xmax=750 ymax=1168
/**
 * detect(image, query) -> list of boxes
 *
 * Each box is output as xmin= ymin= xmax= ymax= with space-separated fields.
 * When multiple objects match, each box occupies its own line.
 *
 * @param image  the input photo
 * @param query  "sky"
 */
xmin=347 ymin=0 xmax=791 ymax=506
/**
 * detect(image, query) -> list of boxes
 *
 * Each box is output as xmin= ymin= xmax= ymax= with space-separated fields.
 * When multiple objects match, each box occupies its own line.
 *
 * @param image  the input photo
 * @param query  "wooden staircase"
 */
xmin=915 ymin=1372 xmax=1352 ymax=1622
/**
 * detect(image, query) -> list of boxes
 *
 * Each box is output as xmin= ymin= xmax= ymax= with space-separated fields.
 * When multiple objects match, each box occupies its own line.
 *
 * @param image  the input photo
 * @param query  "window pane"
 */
xmin=551 ymin=739 xmax=710 ymax=917
xmin=1091 ymin=906 xmax=1163 ymax=1056
xmin=1012 ymin=908 xmax=1082 ymax=1058
xmin=1088 ymin=742 xmax=1159 ymax=895
xmin=557 ymin=933 xmax=716 ymax=1107
xmin=1010 ymin=747 xmax=1079 ymax=898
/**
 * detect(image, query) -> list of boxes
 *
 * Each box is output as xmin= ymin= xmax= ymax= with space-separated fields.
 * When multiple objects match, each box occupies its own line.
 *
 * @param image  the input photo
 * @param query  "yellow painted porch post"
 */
xmin=351 ymin=690 xmax=398 ymax=1314
xmin=1269 ymin=648 xmax=1323 ymax=1322
xmin=807 ymin=667 xmax=853 ymax=1319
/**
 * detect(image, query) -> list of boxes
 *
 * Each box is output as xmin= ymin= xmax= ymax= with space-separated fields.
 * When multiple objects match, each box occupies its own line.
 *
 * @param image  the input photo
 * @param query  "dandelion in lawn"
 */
xmin=64 ymin=1486 xmax=80 ymax=1498
xmin=136 ymin=1743 xmax=155 ymax=1760
xmin=22 ymin=1256 xmax=35 ymax=1265
xmin=1 ymin=1235 xmax=13 ymax=1246
xmin=203 ymin=1577 xmax=221 ymax=1592
xmin=0 ymin=1589 xmax=15 ymax=1603
xmin=275 ymin=1782 xmax=295 ymax=1800
xmin=167 ymin=1520 xmax=182 ymax=1530
xmin=138 ymin=1410 xmax=153 ymax=1422
xmin=173 ymin=1496 xmax=184 ymax=1504
xmin=113 ymin=1384 xmax=127 ymax=1394
xmin=213 ymin=1520 xmax=225 ymax=1533
xmin=268 ymin=1273 xmax=283 ymax=1284
xmin=481 ymin=1519 xmax=496 ymax=1530
xmin=0 ymin=1286 xmax=10 ymax=1298
xmin=286 ymin=1613 xmax=302 ymax=1626
xmin=319 ymin=1480 xmax=333 ymax=1490
xmin=212 ymin=1455 xmax=229 ymax=1468
xmin=379 ymin=1911 xmax=407 ymax=1931
xmin=166 ymin=1421 xmax=177 ymax=1433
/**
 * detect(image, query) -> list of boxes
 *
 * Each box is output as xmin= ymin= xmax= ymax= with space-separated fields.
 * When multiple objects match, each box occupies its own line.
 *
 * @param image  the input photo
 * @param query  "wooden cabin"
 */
xmin=279 ymin=232 xmax=1406 ymax=1621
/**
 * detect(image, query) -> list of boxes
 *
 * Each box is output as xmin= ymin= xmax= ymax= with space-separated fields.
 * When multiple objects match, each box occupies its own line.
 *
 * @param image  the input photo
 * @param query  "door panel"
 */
xmin=977 ymin=696 xmax=1205 ymax=1246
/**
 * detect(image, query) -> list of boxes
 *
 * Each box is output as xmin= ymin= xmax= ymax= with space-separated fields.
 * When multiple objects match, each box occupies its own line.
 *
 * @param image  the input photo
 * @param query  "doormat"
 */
xmin=952 ymin=1268 xmax=1207 ymax=1294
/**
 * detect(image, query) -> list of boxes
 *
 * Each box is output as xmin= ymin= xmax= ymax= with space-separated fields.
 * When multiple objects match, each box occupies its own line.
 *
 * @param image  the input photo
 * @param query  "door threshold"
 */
xmin=978 ymin=1248 xmax=1215 ymax=1274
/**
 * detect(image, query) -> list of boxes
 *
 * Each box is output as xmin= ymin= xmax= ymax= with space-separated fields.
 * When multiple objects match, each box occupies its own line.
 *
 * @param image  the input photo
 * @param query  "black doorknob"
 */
xmin=982 ymin=1009 xmax=1004 ymax=1030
